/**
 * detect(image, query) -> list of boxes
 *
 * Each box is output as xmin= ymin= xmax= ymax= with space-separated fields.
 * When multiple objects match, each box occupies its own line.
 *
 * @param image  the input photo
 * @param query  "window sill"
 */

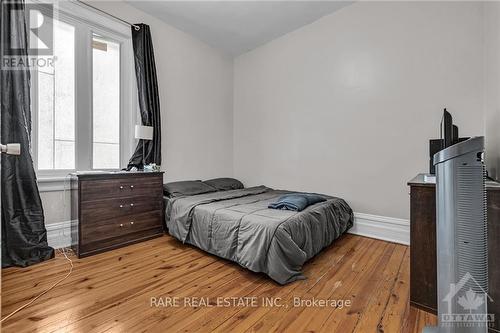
xmin=37 ymin=176 xmax=72 ymax=193
xmin=37 ymin=170 xmax=124 ymax=192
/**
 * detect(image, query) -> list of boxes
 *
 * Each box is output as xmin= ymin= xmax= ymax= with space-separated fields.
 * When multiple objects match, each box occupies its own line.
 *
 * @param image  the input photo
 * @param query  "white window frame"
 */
xmin=32 ymin=1 xmax=136 ymax=180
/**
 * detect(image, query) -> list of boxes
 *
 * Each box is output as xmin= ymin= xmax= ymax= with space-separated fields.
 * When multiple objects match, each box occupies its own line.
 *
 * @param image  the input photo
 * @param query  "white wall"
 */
xmin=40 ymin=190 xmax=72 ymax=248
xmin=484 ymin=2 xmax=500 ymax=181
xmin=41 ymin=1 xmax=234 ymax=236
xmin=233 ymin=1 xmax=485 ymax=219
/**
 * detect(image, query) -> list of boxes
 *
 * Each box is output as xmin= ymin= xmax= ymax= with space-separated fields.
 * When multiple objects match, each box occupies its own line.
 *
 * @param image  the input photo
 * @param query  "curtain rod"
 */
xmin=76 ymin=1 xmax=141 ymax=31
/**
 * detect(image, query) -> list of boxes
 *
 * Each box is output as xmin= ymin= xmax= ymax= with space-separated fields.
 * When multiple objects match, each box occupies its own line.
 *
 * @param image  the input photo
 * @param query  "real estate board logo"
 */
xmin=1 ymin=1 xmax=54 ymax=69
xmin=441 ymin=272 xmax=494 ymax=328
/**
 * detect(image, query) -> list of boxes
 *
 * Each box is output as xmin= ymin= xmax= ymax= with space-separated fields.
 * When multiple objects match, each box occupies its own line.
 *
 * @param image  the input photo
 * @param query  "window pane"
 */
xmin=37 ymin=19 xmax=75 ymax=170
xmin=37 ymin=72 xmax=54 ymax=169
xmin=93 ymin=143 xmax=120 ymax=169
xmin=55 ymin=141 xmax=75 ymax=169
xmin=92 ymin=35 xmax=120 ymax=169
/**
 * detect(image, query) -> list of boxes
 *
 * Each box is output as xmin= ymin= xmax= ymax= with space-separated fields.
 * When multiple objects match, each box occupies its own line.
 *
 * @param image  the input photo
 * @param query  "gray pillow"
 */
xmin=203 ymin=178 xmax=244 ymax=191
xmin=163 ymin=180 xmax=216 ymax=197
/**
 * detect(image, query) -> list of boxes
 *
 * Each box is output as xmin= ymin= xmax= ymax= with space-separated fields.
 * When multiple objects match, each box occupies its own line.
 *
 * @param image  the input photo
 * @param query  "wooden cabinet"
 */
xmin=488 ymin=187 xmax=500 ymax=332
xmin=409 ymin=182 xmax=437 ymax=314
xmin=71 ymin=172 xmax=164 ymax=258
xmin=408 ymin=174 xmax=500 ymax=332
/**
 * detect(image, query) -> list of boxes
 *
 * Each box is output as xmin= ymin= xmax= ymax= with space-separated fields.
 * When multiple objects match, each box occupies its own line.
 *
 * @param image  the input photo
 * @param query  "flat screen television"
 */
xmin=440 ymin=108 xmax=462 ymax=148
xmin=440 ymin=109 xmax=454 ymax=148
xmin=429 ymin=109 xmax=469 ymax=174
xmin=440 ymin=108 xmax=499 ymax=182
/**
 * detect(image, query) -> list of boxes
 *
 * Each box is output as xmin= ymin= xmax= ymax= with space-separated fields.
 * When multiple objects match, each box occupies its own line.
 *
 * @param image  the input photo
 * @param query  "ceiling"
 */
xmin=126 ymin=1 xmax=353 ymax=56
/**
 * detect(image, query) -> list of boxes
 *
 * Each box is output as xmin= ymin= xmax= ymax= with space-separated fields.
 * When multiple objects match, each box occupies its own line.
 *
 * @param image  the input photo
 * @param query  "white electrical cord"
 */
xmin=0 ymin=248 xmax=74 ymax=323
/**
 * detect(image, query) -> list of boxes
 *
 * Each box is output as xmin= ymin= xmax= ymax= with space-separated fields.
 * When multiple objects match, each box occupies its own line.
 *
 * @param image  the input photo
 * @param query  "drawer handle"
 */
xmin=119 ymin=204 xmax=124 ymax=208
xmin=130 ymin=185 xmax=134 ymax=189
xmin=119 ymin=223 xmax=124 ymax=227
xmin=130 ymin=221 xmax=134 ymax=225
xmin=130 ymin=203 xmax=134 ymax=207
xmin=120 ymin=186 xmax=124 ymax=189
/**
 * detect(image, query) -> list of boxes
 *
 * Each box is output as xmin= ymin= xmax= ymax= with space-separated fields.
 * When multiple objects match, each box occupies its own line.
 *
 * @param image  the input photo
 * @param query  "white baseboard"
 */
xmin=349 ymin=212 xmax=410 ymax=245
xmin=46 ymin=220 xmax=75 ymax=249
xmin=46 ymin=213 xmax=410 ymax=249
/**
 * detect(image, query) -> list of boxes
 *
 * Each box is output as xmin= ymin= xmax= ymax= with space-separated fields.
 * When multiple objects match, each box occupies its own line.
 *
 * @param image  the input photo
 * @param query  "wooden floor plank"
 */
xmin=1 ymin=234 xmax=437 ymax=333
xmin=199 ymin=235 xmax=359 ymax=333
xmin=245 ymin=237 xmax=381 ymax=333
xmin=352 ymin=244 xmax=407 ymax=333
xmin=279 ymin=240 xmax=392 ymax=332
xmin=62 ymin=258 xmax=238 ymax=332
xmin=378 ymin=247 xmax=412 ymax=333
xmin=319 ymin=243 xmax=397 ymax=332
xmin=210 ymin=235 xmax=358 ymax=333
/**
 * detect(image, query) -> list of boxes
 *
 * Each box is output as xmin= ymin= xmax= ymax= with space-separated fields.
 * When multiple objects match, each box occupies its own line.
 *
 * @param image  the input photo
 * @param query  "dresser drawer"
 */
xmin=81 ymin=196 xmax=162 ymax=222
xmin=71 ymin=172 xmax=165 ymax=258
xmin=80 ymin=176 xmax=162 ymax=202
xmin=78 ymin=228 xmax=163 ymax=257
xmin=80 ymin=210 xmax=162 ymax=245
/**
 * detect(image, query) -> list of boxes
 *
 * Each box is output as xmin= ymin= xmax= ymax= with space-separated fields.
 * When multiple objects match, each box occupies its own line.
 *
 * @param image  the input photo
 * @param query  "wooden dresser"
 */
xmin=408 ymin=174 xmax=500 ymax=332
xmin=71 ymin=172 xmax=164 ymax=258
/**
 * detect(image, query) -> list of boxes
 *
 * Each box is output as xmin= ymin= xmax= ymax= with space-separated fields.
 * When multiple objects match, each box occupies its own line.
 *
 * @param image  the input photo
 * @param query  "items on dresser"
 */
xmin=408 ymin=174 xmax=500 ymax=333
xmin=71 ymin=172 xmax=164 ymax=258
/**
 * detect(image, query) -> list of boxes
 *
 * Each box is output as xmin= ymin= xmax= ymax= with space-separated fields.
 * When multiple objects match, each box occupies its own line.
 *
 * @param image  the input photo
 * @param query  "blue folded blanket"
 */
xmin=268 ymin=193 xmax=326 ymax=212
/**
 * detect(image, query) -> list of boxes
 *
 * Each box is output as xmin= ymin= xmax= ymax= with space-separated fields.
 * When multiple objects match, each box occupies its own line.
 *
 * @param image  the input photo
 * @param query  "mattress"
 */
xmin=164 ymin=186 xmax=353 ymax=284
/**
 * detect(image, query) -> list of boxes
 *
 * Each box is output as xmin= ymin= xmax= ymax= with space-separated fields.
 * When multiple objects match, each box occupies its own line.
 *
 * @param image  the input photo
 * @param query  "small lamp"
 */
xmin=134 ymin=125 xmax=153 ymax=169
xmin=0 ymin=143 xmax=21 ymax=155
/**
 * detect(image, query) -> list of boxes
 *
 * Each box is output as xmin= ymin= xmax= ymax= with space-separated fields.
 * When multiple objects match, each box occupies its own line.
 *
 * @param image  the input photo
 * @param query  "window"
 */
xmin=37 ymin=19 xmax=76 ymax=170
xmin=31 ymin=2 xmax=135 ymax=176
xmin=92 ymin=35 xmax=120 ymax=169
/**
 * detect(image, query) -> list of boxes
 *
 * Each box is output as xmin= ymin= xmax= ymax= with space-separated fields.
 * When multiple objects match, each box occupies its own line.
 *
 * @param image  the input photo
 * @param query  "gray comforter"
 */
xmin=165 ymin=186 xmax=353 ymax=284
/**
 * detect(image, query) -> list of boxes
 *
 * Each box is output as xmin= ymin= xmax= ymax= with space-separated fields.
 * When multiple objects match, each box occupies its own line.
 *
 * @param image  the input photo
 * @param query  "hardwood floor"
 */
xmin=1 ymin=234 xmax=436 ymax=332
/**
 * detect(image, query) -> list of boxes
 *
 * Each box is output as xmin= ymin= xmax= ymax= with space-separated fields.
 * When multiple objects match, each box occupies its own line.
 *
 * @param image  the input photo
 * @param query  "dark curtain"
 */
xmin=1 ymin=1 xmax=54 ymax=267
xmin=127 ymin=24 xmax=161 ymax=170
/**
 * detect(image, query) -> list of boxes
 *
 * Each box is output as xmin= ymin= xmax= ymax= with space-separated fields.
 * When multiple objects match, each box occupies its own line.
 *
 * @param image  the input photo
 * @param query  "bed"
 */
xmin=164 ymin=181 xmax=353 ymax=285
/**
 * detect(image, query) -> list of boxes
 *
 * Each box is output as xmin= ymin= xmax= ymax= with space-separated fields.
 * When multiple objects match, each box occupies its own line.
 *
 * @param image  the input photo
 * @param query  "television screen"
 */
xmin=440 ymin=109 xmax=453 ymax=148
